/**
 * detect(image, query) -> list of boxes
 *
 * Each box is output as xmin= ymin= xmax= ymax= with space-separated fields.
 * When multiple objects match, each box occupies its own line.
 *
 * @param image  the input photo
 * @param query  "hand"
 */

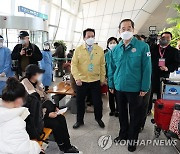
xmin=0 ymin=72 xmax=5 ymax=77
xmin=55 ymin=107 xmax=60 ymax=112
xmin=20 ymin=49 xmax=26 ymax=56
xmin=76 ymin=79 xmax=82 ymax=86
xmin=49 ymin=112 xmax=57 ymax=118
xmin=160 ymin=66 xmax=168 ymax=71
xmin=139 ymin=91 xmax=147 ymax=97
xmin=101 ymin=80 xmax=107 ymax=86
xmin=109 ymin=89 xmax=114 ymax=94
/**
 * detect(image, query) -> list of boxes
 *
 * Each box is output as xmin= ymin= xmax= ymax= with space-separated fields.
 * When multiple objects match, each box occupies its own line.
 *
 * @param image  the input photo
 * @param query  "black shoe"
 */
xmin=114 ymin=111 xmax=119 ymax=117
xmin=96 ymin=119 xmax=105 ymax=128
xmin=128 ymin=145 xmax=136 ymax=152
xmin=64 ymin=145 xmax=79 ymax=153
xmin=73 ymin=122 xmax=84 ymax=129
xmin=109 ymin=112 xmax=114 ymax=116
xmin=114 ymin=136 xmax=127 ymax=144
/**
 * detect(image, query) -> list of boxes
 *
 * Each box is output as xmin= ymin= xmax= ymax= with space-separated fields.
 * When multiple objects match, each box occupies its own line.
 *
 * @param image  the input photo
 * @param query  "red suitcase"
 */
xmin=154 ymin=99 xmax=180 ymax=131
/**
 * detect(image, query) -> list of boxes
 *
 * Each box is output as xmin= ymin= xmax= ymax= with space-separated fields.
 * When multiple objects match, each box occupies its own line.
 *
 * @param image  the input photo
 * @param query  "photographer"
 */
xmin=11 ymin=31 xmax=42 ymax=77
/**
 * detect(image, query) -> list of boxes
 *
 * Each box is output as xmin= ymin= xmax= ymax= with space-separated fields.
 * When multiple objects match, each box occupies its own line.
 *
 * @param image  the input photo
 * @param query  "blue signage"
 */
xmin=18 ymin=6 xmax=48 ymax=20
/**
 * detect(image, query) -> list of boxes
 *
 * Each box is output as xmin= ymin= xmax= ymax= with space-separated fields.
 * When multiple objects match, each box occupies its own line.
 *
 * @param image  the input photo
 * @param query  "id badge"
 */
xmin=88 ymin=64 xmax=94 ymax=72
xmin=158 ymin=58 xmax=165 ymax=67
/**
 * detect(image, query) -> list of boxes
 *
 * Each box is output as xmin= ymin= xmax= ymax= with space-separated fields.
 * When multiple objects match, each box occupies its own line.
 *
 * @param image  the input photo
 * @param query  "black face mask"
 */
xmin=159 ymin=38 xmax=170 ymax=47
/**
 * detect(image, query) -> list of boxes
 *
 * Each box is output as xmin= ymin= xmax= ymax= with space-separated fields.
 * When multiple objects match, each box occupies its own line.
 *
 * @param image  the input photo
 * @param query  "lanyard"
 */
xmin=159 ymin=45 xmax=166 ymax=58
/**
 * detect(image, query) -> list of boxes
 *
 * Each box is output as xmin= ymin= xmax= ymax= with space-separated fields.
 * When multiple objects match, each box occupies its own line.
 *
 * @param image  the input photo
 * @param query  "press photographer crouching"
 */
xmin=11 ymin=31 xmax=42 ymax=77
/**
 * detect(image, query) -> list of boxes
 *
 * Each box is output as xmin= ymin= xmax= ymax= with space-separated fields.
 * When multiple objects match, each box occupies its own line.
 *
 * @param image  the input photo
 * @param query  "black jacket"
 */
xmin=151 ymin=44 xmax=179 ymax=92
xmin=52 ymin=45 xmax=65 ymax=59
xmin=24 ymin=92 xmax=44 ymax=140
xmin=11 ymin=42 xmax=42 ymax=75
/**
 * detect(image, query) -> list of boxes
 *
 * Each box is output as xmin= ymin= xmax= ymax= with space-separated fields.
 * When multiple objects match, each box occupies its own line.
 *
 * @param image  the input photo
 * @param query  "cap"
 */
xmin=25 ymin=64 xmax=45 ymax=75
xmin=19 ymin=31 xmax=29 ymax=38
xmin=0 ymin=35 xmax=4 ymax=40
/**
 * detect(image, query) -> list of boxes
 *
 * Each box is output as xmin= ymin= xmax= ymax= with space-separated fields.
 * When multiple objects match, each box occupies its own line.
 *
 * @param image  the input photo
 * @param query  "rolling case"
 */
xmin=154 ymin=99 xmax=180 ymax=131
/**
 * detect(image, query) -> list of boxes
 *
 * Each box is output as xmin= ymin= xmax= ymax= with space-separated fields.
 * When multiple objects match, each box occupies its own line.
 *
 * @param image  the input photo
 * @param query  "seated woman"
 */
xmin=21 ymin=64 xmax=80 ymax=153
xmin=0 ymin=77 xmax=41 ymax=154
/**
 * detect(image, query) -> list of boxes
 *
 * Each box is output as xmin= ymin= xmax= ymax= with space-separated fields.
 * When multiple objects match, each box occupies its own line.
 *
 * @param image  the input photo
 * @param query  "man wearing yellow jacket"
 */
xmin=71 ymin=28 xmax=106 ymax=129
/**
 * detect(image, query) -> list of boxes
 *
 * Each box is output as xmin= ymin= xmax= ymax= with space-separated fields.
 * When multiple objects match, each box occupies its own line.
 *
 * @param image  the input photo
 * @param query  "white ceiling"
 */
xmin=78 ymin=0 xmax=177 ymax=48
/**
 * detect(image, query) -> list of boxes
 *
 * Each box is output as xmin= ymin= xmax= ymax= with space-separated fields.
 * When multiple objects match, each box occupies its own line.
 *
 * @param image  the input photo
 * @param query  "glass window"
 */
xmin=0 ymin=0 xmax=11 ymax=15
xmin=49 ymin=5 xmax=60 ymax=26
xmin=59 ymin=11 xmax=69 ymax=28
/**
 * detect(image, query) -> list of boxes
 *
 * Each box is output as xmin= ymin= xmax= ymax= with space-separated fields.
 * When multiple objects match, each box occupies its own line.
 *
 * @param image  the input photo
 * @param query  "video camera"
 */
xmin=146 ymin=26 xmax=158 ymax=48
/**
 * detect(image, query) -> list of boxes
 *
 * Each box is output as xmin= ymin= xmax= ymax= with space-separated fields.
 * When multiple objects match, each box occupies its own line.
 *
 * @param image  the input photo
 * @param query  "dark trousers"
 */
xmin=44 ymin=114 xmax=71 ymax=150
xmin=108 ymin=89 xmax=118 ymax=113
xmin=76 ymin=80 xmax=103 ymax=122
xmin=116 ymin=91 xmax=143 ymax=141
xmin=140 ymin=90 xmax=151 ymax=128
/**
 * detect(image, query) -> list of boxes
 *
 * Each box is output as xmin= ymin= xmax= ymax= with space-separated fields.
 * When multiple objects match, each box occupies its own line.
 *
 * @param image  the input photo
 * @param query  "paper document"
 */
xmin=57 ymin=107 xmax=68 ymax=115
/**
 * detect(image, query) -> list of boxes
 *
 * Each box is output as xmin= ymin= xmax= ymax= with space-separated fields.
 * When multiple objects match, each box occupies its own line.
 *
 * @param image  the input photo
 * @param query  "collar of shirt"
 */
xmin=85 ymin=44 xmax=93 ymax=53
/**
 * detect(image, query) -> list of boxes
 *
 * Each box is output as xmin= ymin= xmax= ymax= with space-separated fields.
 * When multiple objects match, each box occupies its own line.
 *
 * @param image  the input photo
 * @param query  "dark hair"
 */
xmin=134 ymin=34 xmax=141 ymax=40
xmin=54 ymin=42 xmax=60 ymax=47
xmin=119 ymin=19 xmax=134 ymax=29
xmin=83 ymin=28 xmax=95 ymax=38
xmin=140 ymin=35 xmax=146 ymax=39
xmin=161 ymin=32 xmax=172 ymax=39
xmin=2 ymin=77 xmax=26 ymax=102
xmin=107 ymin=37 xmax=119 ymax=48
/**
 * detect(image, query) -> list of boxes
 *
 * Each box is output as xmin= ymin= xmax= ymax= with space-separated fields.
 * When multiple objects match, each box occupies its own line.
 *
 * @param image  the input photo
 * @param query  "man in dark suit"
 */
xmin=148 ymin=32 xmax=179 ymax=114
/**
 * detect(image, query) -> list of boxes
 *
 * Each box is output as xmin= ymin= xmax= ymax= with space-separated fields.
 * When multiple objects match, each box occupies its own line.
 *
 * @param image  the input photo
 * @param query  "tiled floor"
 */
xmin=46 ymin=78 xmax=179 ymax=154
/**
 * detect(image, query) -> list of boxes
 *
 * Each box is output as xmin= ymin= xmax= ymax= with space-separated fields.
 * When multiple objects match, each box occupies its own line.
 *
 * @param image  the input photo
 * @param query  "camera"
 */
xmin=24 ymin=47 xmax=33 ymax=56
xmin=146 ymin=26 xmax=158 ymax=48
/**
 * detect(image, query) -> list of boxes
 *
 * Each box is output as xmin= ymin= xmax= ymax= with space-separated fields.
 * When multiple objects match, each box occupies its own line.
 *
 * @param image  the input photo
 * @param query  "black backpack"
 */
xmin=24 ymin=92 xmax=45 ymax=140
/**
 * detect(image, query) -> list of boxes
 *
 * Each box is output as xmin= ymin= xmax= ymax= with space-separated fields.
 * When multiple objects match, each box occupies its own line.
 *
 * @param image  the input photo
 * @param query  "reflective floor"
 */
xmin=46 ymin=78 xmax=179 ymax=154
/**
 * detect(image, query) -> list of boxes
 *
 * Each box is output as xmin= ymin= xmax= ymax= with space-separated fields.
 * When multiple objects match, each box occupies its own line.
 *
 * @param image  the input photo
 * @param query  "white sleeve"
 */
xmin=6 ymin=120 xmax=41 ymax=154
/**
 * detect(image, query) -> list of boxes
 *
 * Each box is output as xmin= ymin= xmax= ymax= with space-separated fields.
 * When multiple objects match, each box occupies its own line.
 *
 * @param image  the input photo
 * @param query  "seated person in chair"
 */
xmin=21 ymin=64 xmax=80 ymax=153
xmin=0 ymin=77 xmax=41 ymax=154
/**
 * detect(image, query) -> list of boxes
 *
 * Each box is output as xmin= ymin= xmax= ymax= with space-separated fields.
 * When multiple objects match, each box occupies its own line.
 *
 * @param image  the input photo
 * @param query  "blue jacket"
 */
xmin=108 ymin=37 xmax=152 ymax=92
xmin=0 ymin=47 xmax=14 ymax=95
xmin=40 ymin=50 xmax=53 ymax=87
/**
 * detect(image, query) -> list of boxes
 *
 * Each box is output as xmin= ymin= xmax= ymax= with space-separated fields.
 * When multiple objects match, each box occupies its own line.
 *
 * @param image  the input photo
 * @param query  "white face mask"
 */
xmin=120 ymin=31 xmax=133 ymax=40
xmin=85 ymin=37 xmax=95 ymax=46
xmin=0 ymin=42 xmax=3 ymax=48
xmin=19 ymin=39 xmax=26 ymax=45
xmin=38 ymin=74 xmax=43 ymax=82
xmin=109 ymin=43 xmax=117 ymax=50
